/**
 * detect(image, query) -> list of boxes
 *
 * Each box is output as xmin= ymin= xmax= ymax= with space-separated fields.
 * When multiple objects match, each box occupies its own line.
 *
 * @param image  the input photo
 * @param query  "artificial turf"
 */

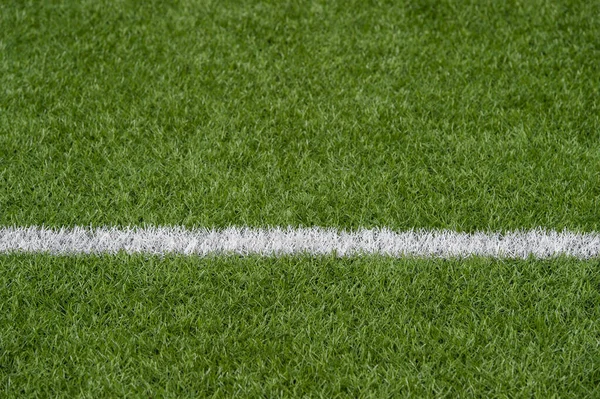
xmin=1 ymin=0 xmax=599 ymax=231
xmin=1 ymin=255 xmax=599 ymax=397
xmin=1 ymin=0 xmax=600 ymax=396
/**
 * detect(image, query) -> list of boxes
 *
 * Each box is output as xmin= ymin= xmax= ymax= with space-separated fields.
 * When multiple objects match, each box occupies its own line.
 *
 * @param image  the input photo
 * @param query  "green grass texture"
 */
xmin=2 ymin=0 xmax=600 ymax=397
xmin=1 ymin=0 xmax=599 ymax=231
xmin=2 ymin=255 xmax=599 ymax=397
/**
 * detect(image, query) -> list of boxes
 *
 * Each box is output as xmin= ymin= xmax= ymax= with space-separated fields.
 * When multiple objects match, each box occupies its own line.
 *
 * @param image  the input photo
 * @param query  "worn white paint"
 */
xmin=1 ymin=226 xmax=599 ymax=258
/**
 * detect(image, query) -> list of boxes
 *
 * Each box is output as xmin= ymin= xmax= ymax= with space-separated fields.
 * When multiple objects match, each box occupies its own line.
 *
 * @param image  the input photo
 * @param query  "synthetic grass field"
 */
xmin=1 ymin=0 xmax=600 ymax=397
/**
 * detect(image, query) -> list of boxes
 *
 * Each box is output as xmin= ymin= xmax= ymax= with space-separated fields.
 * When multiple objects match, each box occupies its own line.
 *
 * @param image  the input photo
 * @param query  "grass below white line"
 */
xmin=1 ymin=226 xmax=599 ymax=258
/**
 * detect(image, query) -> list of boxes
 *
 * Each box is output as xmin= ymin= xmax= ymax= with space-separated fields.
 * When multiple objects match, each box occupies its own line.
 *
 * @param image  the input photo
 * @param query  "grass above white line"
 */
xmin=1 ymin=226 xmax=599 ymax=258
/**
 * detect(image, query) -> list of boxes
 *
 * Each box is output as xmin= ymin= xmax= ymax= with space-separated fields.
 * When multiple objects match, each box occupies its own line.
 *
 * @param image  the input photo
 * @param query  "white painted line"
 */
xmin=0 ymin=226 xmax=599 ymax=258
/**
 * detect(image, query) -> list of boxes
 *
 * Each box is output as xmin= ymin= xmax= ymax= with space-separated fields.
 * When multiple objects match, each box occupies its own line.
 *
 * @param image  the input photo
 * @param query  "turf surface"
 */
xmin=2 ymin=255 xmax=599 ymax=397
xmin=1 ymin=0 xmax=599 ymax=230
xmin=1 ymin=0 xmax=600 ymax=397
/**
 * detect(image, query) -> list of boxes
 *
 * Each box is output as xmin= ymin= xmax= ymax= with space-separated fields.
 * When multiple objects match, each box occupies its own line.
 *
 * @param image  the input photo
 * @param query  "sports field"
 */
xmin=1 ymin=0 xmax=599 ymax=397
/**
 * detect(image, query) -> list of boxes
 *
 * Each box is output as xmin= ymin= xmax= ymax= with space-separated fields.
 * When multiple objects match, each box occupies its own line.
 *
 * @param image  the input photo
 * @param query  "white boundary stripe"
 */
xmin=1 ymin=226 xmax=600 ymax=258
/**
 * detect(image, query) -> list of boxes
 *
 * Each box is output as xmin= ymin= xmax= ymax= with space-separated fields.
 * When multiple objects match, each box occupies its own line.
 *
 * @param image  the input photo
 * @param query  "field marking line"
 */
xmin=1 ymin=226 xmax=599 ymax=258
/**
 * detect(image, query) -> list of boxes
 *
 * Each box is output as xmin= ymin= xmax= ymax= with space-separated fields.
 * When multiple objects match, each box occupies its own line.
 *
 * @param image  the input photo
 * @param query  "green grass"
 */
xmin=1 ymin=0 xmax=600 ymax=396
xmin=1 ymin=0 xmax=599 ymax=230
xmin=2 ymin=255 xmax=599 ymax=397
